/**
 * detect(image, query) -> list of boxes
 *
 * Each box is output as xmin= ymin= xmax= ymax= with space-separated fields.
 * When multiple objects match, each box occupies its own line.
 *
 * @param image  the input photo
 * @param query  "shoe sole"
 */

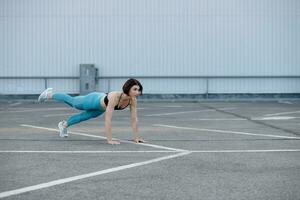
xmin=38 ymin=88 xmax=53 ymax=102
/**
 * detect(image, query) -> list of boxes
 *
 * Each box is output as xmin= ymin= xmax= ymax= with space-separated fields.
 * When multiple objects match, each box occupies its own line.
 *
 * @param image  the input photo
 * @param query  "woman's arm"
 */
xmin=130 ymin=98 xmax=146 ymax=143
xmin=104 ymin=93 xmax=120 ymax=144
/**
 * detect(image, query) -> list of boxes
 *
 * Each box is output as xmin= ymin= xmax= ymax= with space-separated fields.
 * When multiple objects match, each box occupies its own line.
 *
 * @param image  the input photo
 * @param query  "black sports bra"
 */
xmin=104 ymin=93 xmax=131 ymax=110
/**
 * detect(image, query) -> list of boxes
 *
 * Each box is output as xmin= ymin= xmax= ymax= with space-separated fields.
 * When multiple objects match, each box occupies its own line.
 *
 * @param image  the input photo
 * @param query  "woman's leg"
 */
xmin=65 ymin=110 xmax=105 ymax=127
xmin=52 ymin=92 xmax=105 ymax=111
xmin=52 ymin=93 xmax=85 ymax=110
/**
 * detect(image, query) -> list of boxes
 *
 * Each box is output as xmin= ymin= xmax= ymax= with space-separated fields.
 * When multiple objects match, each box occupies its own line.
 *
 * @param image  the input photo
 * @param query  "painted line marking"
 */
xmin=264 ymin=110 xmax=300 ymax=117
xmin=190 ymin=118 xmax=247 ymax=121
xmin=1 ymin=149 xmax=300 ymax=154
xmin=188 ymin=149 xmax=300 ymax=153
xmin=145 ymin=110 xmax=213 ymax=116
xmin=137 ymin=108 xmax=148 ymax=110
xmin=43 ymin=113 xmax=74 ymax=117
xmin=8 ymin=102 xmax=22 ymax=107
xmin=277 ymin=101 xmax=293 ymax=105
xmin=0 ymin=151 xmax=191 ymax=199
xmin=0 ymin=150 xmax=176 ymax=153
xmin=1 ymin=108 xmax=70 ymax=113
xmin=4 ymin=117 xmax=26 ymax=121
xmin=154 ymin=124 xmax=300 ymax=139
xmin=20 ymin=124 xmax=186 ymax=152
xmin=252 ymin=116 xmax=300 ymax=120
xmin=160 ymin=105 xmax=183 ymax=108
xmin=145 ymin=107 xmax=236 ymax=117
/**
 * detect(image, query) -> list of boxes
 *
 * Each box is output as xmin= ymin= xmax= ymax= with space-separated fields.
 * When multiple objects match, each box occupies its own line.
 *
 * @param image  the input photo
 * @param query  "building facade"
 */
xmin=0 ymin=0 xmax=299 ymax=97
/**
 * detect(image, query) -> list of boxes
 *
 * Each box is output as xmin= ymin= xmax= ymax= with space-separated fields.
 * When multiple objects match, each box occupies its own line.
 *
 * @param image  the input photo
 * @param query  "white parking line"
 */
xmin=8 ymin=102 xmax=22 ymax=107
xmin=154 ymin=124 xmax=300 ymax=139
xmin=160 ymin=105 xmax=183 ymax=108
xmin=252 ymin=116 xmax=300 ymax=120
xmin=188 ymin=149 xmax=300 ymax=153
xmin=21 ymin=124 xmax=107 ymax=138
xmin=137 ymin=108 xmax=148 ymax=110
xmin=1 ymin=149 xmax=299 ymax=154
xmin=190 ymin=118 xmax=247 ymax=121
xmin=1 ymin=108 xmax=70 ymax=113
xmin=0 ymin=150 xmax=175 ymax=153
xmin=0 ymin=151 xmax=191 ymax=199
xmin=43 ymin=113 xmax=74 ymax=117
xmin=264 ymin=110 xmax=300 ymax=117
xmin=145 ymin=109 xmax=214 ymax=116
xmin=20 ymin=124 xmax=186 ymax=152
xmin=277 ymin=101 xmax=293 ymax=105
xmin=145 ymin=107 xmax=236 ymax=117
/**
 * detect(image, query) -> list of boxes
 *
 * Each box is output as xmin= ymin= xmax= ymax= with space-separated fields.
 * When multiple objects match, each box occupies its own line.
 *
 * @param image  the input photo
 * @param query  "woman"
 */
xmin=38 ymin=78 xmax=145 ymax=145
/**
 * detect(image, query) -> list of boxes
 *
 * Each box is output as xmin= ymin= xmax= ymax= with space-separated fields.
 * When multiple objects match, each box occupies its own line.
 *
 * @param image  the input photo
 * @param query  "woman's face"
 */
xmin=129 ymin=85 xmax=141 ymax=97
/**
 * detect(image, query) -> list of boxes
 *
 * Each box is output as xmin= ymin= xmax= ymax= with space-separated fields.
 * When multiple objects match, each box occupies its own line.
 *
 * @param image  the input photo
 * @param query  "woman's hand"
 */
xmin=107 ymin=140 xmax=120 ymax=145
xmin=133 ymin=138 xmax=146 ymax=143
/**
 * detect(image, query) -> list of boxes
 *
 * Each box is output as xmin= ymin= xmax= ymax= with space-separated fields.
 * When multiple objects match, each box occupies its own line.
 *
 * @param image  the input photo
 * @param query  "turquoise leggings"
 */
xmin=52 ymin=92 xmax=106 ymax=127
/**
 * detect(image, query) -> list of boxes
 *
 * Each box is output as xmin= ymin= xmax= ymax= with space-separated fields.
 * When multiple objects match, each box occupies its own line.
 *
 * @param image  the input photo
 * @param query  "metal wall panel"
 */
xmin=0 ymin=0 xmax=299 ymax=94
xmin=209 ymin=78 xmax=300 ymax=93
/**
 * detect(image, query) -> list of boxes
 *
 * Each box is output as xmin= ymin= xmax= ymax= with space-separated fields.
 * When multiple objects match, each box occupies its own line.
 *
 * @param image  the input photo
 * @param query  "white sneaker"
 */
xmin=58 ymin=121 xmax=68 ymax=137
xmin=38 ymin=88 xmax=53 ymax=103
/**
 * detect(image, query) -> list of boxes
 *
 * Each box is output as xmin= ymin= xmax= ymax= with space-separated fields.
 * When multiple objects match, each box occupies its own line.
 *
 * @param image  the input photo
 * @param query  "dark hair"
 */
xmin=122 ymin=78 xmax=143 ymax=95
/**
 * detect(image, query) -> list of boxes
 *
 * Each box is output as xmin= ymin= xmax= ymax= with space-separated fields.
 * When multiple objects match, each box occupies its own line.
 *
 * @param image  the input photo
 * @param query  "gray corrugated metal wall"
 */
xmin=0 ymin=0 xmax=299 ymax=94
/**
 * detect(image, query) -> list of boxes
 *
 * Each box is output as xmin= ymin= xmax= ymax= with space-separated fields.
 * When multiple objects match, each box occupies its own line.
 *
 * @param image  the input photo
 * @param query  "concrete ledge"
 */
xmin=138 ymin=93 xmax=300 ymax=102
xmin=1 ymin=93 xmax=300 ymax=103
